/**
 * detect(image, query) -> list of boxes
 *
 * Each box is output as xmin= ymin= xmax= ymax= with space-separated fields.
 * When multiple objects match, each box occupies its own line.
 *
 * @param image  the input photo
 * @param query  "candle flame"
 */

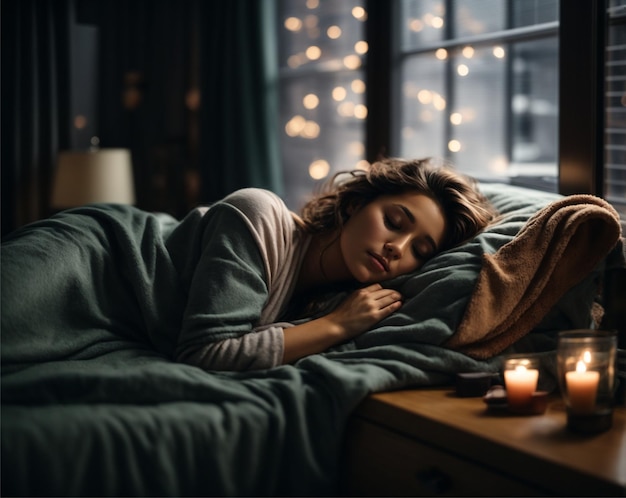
xmin=515 ymin=365 xmax=527 ymax=373
xmin=576 ymin=360 xmax=587 ymax=374
xmin=582 ymin=350 xmax=591 ymax=363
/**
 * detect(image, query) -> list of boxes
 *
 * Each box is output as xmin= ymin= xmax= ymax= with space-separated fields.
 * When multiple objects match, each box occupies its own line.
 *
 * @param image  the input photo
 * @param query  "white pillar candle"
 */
xmin=504 ymin=365 xmax=539 ymax=410
xmin=565 ymin=360 xmax=600 ymax=414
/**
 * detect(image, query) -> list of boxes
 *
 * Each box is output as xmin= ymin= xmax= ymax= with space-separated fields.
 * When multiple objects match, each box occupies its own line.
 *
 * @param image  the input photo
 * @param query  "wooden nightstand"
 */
xmin=340 ymin=387 xmax=626 ymax=496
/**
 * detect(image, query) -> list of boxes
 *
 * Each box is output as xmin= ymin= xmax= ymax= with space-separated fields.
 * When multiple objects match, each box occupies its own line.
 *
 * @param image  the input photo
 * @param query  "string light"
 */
xmin=450 ymin=112 xmax=463 ymax=125
xmin=332 ymin=86 xmax=347 ymax=101
xmin=351 ymin=79 xmax=366 ymax=93
xmin=352 ymin=6 xmax=367 ymax=21
xmin=435 ymin=48 xmax=448 ymax=60
xmin=303 ymin=94 xmax=319 ymax=109
xmin=354 ymin=41 xmax=368 ymax=54
xmin=462 ymin=46 xmax=475 ymax=58
xmin=493 ymin=46 xmax=506 ymax=58
xmin=284 ymin=17 xmax=302 ymax=31
xmin=305 ymin=46 xmax=321 ymax=60
xmin=327 ymin=26 xmax=341 ymax=39
xmin=309 ymin=159 xmax=330 ymax=179
xmin=448 ymin=139 xmax=461 ymax=152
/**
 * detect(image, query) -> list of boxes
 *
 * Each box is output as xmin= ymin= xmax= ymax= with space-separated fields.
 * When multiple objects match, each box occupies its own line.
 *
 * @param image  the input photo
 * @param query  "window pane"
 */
xmin=449 ymin=45 xmax=508 ymax=178
xmin=454 ymin=0 xmax=506 ymax=37
xmin=398 ymin=53 xmax=447 ymax=160
xmin=510 ymin=0 xmax=558 ymax=28
xmin=277 ymin=0 xmax=367 ymax=209
xmin=279 ymin=71 xmax=366 ymax=209
xmin=399 ymin=41 xmax=558 ymax=184
xmin=510 ymin=37 xmax=559 ymax=189
xmin=401 ymin=0 xmax=559 ymax=51
xmin=400 ymin=0 xmax=446 ymax=49
xmin=454 ymin=0 xmax=557 ymax=36
xmin=277 ymin=0 xmax=366 ymax=71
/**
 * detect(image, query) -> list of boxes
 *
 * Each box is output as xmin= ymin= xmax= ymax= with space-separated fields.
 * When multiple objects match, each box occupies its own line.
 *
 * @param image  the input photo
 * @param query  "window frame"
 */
xmin=558 ymin=0 xmax=606 ymax=196
xmin=363 ymin=0 xmax=609 ymax=198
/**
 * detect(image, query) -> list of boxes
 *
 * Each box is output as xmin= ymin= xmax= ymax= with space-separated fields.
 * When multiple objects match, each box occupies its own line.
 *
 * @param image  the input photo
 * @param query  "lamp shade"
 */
xmin=51 ymin=148 xmax=136 ymax=208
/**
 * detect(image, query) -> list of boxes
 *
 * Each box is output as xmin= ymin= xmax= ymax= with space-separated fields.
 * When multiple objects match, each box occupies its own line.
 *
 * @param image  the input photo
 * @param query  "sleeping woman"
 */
xmin=1 ymin=157 xmax=497 ymax=372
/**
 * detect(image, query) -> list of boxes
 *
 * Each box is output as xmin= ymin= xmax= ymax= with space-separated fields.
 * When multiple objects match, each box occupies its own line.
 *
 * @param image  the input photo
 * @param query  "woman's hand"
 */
xmin=281 ymin=284 xmax=402 ymax=364
xmin=327 ymin=284 xmax=403 ymax=339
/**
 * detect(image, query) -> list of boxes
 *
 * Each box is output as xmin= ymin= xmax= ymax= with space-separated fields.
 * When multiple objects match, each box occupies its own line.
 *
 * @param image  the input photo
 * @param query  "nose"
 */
xmin=384 ymin=236 xmax=411 ymax=260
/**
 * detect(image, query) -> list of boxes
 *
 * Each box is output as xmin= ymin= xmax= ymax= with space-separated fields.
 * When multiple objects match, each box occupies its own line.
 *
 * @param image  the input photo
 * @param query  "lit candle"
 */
xmin=565 ymin=358 xmax=599 ymax=414
xmin=504 ymin=364 xmax=539 ymax=409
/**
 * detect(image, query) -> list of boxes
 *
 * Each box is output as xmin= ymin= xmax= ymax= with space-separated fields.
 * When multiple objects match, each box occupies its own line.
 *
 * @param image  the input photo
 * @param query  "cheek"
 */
xmin=344 ymin=211 xmax=382 ymax=244
xmin=397 ymin=257 xmax=420 ymax=276
xmin=340 ymin=213 xmax=384 ymax=265
xmin=358 ymin=210 xmax=387 ymax=240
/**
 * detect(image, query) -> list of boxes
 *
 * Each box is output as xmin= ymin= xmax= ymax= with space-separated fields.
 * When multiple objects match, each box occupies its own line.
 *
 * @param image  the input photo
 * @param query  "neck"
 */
xmin=296 ymin=230 xmax=350 ymax=293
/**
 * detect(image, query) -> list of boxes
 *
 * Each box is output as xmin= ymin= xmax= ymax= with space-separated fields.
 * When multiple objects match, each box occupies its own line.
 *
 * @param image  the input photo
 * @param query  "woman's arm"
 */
xmin=177 ymin=283 xmax=402 ymax=369
xmin=282 ymin=284 xmax=403 ymax=364
xmin=172 ymin=203 xmax=279 ymax=370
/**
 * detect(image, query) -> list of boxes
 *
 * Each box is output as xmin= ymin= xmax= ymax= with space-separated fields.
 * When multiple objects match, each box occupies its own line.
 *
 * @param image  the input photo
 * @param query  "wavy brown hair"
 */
xmin=299 ymin=157 xmax=498 ymax=252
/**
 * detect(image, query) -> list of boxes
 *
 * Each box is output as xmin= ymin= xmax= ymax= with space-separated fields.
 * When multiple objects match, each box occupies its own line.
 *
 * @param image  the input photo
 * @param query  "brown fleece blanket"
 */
xmin=444 ymin=194 xmax=622 ymax=359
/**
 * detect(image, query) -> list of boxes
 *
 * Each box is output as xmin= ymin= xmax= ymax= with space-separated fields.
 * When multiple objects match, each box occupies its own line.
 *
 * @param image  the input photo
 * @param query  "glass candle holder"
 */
xmin=503 ymin=356 xmax=540 ymax=412
xmin=557 ymin=330 xmax=617 ymax=434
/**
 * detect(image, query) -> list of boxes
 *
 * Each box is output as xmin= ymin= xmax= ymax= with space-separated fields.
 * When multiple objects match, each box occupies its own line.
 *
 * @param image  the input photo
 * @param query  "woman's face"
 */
xmin=339 ymin=191 xmax=446 ymax=283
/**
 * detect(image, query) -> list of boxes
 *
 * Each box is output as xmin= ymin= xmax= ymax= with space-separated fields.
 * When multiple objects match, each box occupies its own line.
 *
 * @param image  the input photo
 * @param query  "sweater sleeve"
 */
xmin=176 ymin=324 xmax=292 ymax=371
xmin=170 ymin=202 xmax=286 ymax=371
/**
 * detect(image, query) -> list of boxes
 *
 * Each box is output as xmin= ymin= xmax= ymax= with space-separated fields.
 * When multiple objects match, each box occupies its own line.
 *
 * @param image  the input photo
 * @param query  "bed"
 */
xmin=1 ymin=182 xmax=622 ymax=496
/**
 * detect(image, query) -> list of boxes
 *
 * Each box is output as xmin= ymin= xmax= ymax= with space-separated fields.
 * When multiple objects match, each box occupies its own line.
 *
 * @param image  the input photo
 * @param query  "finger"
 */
xmin=380 ymin=299 xmax=403 ymax=314
xmin=376 ymin=293 xmax=403 ymax=309
xmin=361 ymin=283 xmax=383 ymax=293
xmin=370 ymin=288 xmax=402 ymax=302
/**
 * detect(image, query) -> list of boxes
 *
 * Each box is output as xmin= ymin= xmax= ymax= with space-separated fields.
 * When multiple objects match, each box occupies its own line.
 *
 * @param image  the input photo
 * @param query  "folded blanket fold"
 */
xmin=444 ymin=194 xmax=622 ymax=359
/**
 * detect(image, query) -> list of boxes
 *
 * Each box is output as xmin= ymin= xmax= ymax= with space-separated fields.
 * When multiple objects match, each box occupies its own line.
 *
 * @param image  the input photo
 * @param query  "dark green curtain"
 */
xmin=96 ymin=0 xmax=196 ymax=217
xmin=197 ymin=0 xmax=283 ymax=202
xmin=1 ymin=0 xmax=281 ymax=235
xmin=1 ymin=0 xmax=73 ymax=237
xmin=97 ymin=0 xmax=282 ymax=213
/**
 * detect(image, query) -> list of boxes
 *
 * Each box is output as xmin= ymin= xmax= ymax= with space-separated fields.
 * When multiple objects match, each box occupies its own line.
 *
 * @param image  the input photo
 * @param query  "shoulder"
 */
xmin=220 ymin=188 xmax=293 ymax=231
xmin=222 ymin=188 xmax=287 ymax=215
xmin=219 ymin=189 xmax=301 ymax=275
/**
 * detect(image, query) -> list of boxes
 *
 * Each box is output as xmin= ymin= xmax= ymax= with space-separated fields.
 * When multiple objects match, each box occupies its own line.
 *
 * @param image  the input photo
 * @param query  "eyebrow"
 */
xmin=395 ymin=203 xmax=439 ymax=254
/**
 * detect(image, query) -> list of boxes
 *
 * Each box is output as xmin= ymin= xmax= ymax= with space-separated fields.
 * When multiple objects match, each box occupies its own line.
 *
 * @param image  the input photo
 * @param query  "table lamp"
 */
xmin=51 ymin=148 xmax=136 ymax=209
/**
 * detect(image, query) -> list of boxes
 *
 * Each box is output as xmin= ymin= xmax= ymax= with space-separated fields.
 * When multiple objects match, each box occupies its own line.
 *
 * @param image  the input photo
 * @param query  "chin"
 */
xmin=352 ymin=271 xmax=372 ymax=284
xmin=351 ymin=263 xmax=386 ymax=284
xmin=360 ymin=274 xmax=384 ymax=284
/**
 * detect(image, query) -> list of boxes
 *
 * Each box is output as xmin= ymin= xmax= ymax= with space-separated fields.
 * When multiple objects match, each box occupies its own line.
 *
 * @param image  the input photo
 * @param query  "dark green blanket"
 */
xmin=1 ymin=184 xmax=609 ymax=496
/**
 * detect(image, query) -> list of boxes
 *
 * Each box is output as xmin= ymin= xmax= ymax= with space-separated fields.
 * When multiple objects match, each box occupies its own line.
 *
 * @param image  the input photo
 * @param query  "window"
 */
xmin=276 ymin=0 xmax=626 ymax=226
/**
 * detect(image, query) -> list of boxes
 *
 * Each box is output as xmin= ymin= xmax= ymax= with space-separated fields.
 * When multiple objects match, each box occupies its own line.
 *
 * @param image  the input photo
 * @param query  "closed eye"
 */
xmin=386 ymin=205 xmax=439 ymax=260
xmin=412 ymin=247 xmax=424 ymax=259
xmin=384 ymin=215 xmax=400 ymax=230
xmin=413 ymin=239 xmax=436 ymax=260
xmin=386 ymin=201 xmax=441 ymax=261
xmin=412 ymin=246 xmax=431 ymax=260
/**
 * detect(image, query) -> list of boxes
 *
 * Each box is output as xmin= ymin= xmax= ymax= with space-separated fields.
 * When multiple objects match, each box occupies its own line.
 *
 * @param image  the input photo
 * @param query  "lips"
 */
xmin=368 ymin=252 xmax=389 ymax=272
